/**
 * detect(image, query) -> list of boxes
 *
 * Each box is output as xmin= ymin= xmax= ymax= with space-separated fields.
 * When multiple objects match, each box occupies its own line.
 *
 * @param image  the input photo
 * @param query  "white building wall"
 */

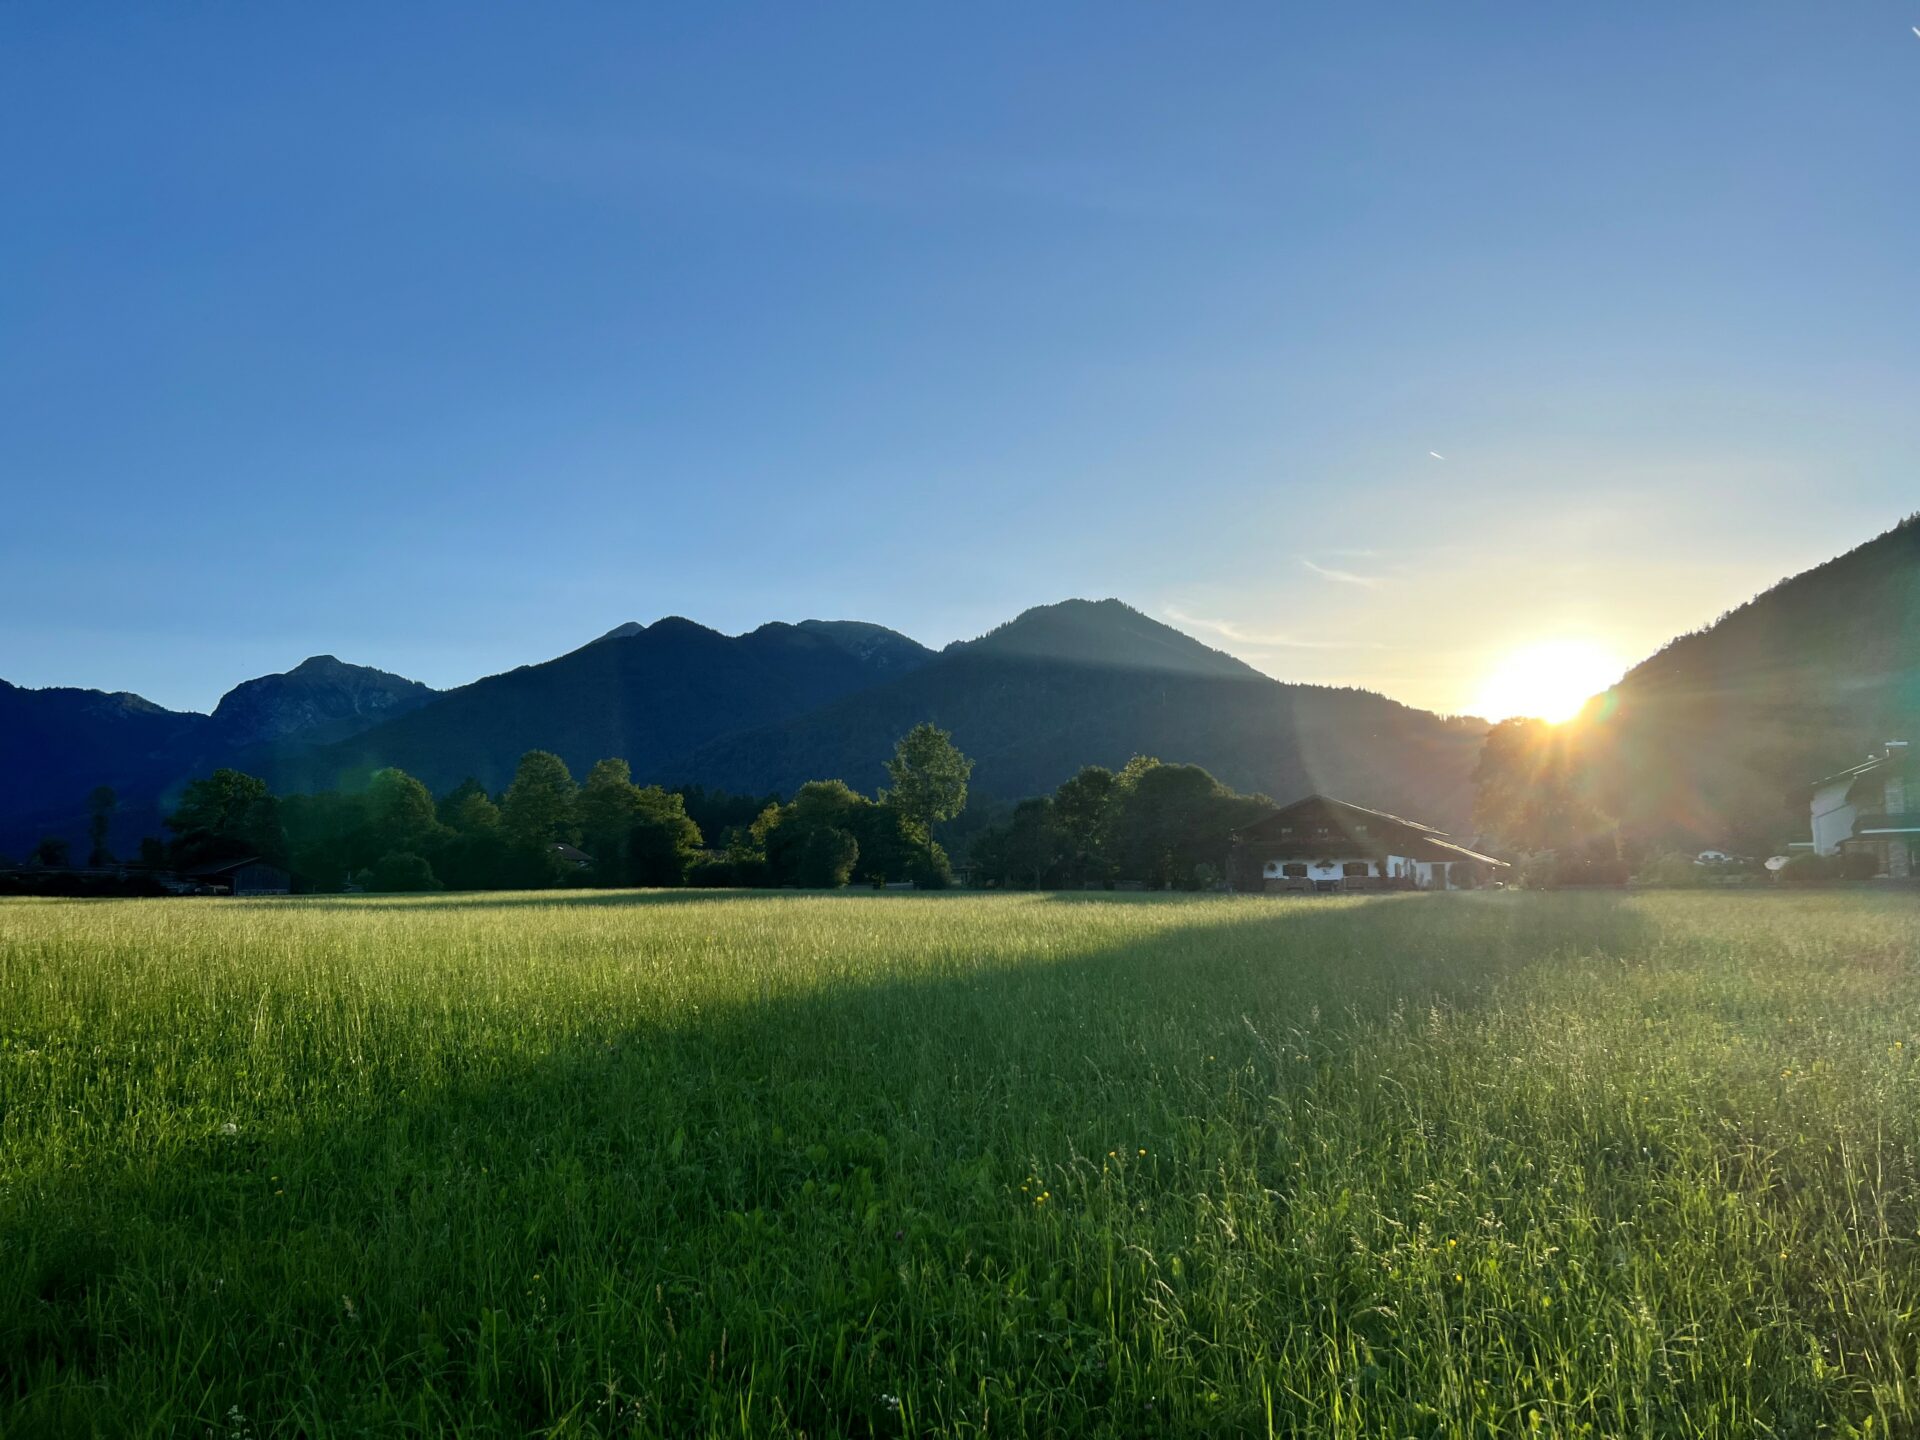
xmin=1811 ymin=779 xmax=1858 ymax=856
xmin=1263 ymin=857 xmax=1377 ymax=879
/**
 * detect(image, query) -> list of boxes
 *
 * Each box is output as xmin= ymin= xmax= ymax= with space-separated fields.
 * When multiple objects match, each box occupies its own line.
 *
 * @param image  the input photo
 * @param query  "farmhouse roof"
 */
xmin=185 ymin=856 xmax=286 ymax=878
xmin=1233 ymin=793 xmax=1508 ymax=868
xmin=1809 ymin=745 xmax=1909 ymax=793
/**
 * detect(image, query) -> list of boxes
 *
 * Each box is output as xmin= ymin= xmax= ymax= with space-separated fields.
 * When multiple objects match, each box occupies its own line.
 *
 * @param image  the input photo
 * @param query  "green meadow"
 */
xmin=4 ymin=890 xmax=1920 ymax=1437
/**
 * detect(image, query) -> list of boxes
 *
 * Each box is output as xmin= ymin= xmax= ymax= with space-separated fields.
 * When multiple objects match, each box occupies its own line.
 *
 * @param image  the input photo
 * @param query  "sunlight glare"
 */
xmin=1474 ymin=639 xmax=1624 ymax=724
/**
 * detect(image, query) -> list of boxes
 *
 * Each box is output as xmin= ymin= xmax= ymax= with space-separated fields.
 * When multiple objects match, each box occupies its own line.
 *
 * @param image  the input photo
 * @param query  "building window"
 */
xmin=1282 ymin=863 xmax=1308 ymax=879
xmin=1342 ymin=861 xmax=1370 ymax=877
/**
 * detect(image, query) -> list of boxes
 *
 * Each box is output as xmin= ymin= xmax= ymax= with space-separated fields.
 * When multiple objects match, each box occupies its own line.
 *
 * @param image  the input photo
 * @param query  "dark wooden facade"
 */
xmin=1230 ymin=794 xmax=1507 ymax=894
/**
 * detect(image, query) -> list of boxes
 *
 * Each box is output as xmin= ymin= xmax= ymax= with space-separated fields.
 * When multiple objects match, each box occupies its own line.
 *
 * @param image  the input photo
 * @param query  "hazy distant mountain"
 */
xmin=1577 ymin=513 xmax=1920 ymax=848
xmin=273 ymin=617 xmax=937 ymax=796
xmin=661 ymin=599 xmax=1490 ymax=828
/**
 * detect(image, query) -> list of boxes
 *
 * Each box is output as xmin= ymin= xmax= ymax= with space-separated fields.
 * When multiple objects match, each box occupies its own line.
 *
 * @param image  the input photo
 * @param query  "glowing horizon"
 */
xmin=1472 ymin=639 xmax=1627 ymax=725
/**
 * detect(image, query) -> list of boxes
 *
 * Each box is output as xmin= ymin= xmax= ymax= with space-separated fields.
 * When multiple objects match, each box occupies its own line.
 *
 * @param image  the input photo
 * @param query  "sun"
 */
xmin=1473 ymin=639 xmax=1624 ymax=724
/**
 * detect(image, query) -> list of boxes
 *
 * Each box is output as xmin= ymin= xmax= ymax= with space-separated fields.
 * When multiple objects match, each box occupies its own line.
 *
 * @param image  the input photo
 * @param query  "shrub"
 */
xmin=1839 ymin=849 xmax=1882 ymax=881
xmin=687 ymin=856 xmax=772 ymax=888
xmin=1779 ymin=853 xmax=1836 ymax=886
xmin=367 ymin=852 xmax=443 ymax=893
xmin=1635 ymin=852 xmax=1708 ymax=888
xmin=908 ymin=841 xmax=954 ymax=891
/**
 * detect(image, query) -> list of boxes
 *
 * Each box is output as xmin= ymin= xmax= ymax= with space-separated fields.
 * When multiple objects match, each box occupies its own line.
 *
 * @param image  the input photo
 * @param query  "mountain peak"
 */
xmin=210 ymin=656 xmax=437 ymax=749
xmin=959 ymin=598 xmax=1261 ymax=680
xmin=791 ymin=619 xmax=932 ymax=675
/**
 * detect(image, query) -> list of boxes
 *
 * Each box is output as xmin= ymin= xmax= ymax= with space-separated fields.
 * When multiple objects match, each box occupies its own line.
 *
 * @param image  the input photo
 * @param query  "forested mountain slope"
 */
xmin=272 ymin=618 xmax=935 ymax=797
xmin=1575 ymin=513 xmax=1920 ymax=848
xmin=662 ymin=600 xmax=1490 ymax=829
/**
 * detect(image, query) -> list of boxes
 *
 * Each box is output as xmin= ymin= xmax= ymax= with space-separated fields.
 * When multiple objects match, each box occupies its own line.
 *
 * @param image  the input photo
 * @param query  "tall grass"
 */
xmin=3 ymin=889 xmax=1918 ymax=1436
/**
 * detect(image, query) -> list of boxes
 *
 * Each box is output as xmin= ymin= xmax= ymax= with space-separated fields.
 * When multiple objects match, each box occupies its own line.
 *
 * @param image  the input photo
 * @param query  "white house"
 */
xmin=1808 ymin=742 xmax=1914 ymax=879
xmin=1231 ymin=794 xmax=1508 ymax=893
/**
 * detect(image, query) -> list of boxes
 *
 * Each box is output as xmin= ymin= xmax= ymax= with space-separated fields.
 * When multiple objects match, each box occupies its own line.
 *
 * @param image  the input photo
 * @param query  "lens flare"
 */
xmin=1474 ymin=640 xmax=1624 ymax=724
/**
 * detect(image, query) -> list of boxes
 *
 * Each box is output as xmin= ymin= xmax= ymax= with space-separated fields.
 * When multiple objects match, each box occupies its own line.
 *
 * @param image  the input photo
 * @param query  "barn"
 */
xmin=1231 ymin=794 xmax=1507 ymax=893
xmin=187 ymin=856 xmax=293 ymax=896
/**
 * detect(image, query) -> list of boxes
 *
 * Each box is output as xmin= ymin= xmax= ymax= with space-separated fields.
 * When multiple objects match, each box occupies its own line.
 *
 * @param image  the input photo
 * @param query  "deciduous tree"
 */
xmin=166 ymin=769 xmax=285 ymax=867
xmin=502 ymin=751 xmax=578 ymax=846
xmin=884 ymin=723 xmax=973 ymax=874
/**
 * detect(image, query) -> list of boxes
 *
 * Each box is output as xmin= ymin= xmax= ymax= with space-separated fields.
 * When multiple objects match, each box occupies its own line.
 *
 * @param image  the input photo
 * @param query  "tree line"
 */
xmin=6 ymin=726 xmax=1303 ymax=896
xmin=968 ymin=758 xmax=1275 ymax=890
xmin=12 ymin=722 xmax=975 ymax=894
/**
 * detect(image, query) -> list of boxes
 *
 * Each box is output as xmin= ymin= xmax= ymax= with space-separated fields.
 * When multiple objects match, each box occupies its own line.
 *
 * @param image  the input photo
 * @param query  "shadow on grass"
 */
xmin=2 ymin=890 xmax=1665 ymax=1435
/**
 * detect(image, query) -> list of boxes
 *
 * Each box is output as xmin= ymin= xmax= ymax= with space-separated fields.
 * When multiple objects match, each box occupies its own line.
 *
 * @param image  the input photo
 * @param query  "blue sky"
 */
xmin=4 ymin=4 xmax=1915 ymax=717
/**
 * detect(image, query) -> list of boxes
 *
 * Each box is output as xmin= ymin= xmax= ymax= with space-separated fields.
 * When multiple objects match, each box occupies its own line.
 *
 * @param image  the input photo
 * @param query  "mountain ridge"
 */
xmin=1575 ymin=512 xmax=1920 ymax=847
xmin=657 ymin=598 xmax=1488 ymax=827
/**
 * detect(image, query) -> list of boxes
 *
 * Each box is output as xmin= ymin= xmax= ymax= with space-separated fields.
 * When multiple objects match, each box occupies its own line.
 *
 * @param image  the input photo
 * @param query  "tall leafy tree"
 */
xmin=751 ymin=779 xmax=915 ymax=888
xmin=367 ymin=768 xmax=442 ymax=856
xmin=166 ymin=769 xmax=285 ymax=867
xmin=280 ymin=790 xmax=370 ymax=892
xmin=884 ymin=723 xmax=973 ymax=875
xmin=1052 ymin=765 xmax=1116 ymax=885
xmin=572 ymin=759 xmax=706 ymax=886
xmin=626 ymin=794 xmax=705 ymax=887
xmin=437 ymin=778 xmax=501 ymax=833
xmin=797 ymin=827 xmax=859 ymax=888
xmin=501 ymin=751 xmax=579 ymax=846
xmin=1001 ymin=796 xmax=1066 ymax=889
xmin=1105 ymin=760 xmax=1265 ymax=889
xmin=577 ymin=758 xmax=646 ymax=873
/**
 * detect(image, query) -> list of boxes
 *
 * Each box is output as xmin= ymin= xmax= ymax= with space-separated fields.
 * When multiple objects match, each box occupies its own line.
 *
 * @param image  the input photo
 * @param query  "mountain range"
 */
xmin=2 ymin=601 xmax=1486 ymax=855
xmin=5 ymin=514 xmax=1915 ymax=860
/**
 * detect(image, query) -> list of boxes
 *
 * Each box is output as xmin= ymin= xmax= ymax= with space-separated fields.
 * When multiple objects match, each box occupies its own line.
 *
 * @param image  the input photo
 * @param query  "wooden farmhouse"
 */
xmin=187 ymin=856 xmax=293 ymax=896
xmin=1231 ymin=794 xmax=1507 ymax=894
